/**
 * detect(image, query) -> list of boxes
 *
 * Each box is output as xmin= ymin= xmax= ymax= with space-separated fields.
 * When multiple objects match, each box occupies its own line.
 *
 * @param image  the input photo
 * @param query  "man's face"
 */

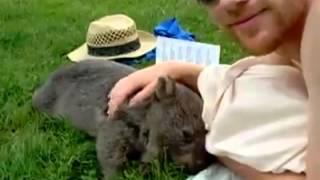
xmin=205 ymin=0 xmax=308 ymax=55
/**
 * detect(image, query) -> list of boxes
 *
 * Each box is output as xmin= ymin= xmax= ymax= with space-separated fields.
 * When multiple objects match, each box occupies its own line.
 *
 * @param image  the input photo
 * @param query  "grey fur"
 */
xmin=97 ymin=76 xmax=213 ymax=180
xmin=32 ymin=59 xmax=135 ymax=136
xmin=146 ymin=77 xmax=214 ymax=174
xmin=32 ymin=60 xmax=214 ymax=180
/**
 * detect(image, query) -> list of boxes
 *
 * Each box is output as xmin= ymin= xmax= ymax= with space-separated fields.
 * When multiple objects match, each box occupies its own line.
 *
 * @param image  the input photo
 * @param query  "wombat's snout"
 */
xmin=185 ymin=158 xmax=211 ymax=174
xmin=173 ymin=152 xmax=210 ymax=174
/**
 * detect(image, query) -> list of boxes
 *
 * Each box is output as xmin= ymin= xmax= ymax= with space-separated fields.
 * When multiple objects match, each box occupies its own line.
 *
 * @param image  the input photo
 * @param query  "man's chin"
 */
xmin=240 ymin=39 xmax=281 ymax=56
xmin=225 ymin=30 xmax=283 ymax=56
xmin=246 ymin=46 xmax=276 ymax=56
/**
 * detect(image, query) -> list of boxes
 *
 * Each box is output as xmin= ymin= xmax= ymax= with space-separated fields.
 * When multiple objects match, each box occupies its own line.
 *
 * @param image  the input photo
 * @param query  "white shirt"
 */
xmin=197 ymin=57 xmax=307 ymax=173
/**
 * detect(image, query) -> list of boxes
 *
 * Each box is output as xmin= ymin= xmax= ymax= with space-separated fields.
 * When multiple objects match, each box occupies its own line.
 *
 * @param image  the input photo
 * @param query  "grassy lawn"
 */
xmin=0 ymin=0 xmax=245 ymax=179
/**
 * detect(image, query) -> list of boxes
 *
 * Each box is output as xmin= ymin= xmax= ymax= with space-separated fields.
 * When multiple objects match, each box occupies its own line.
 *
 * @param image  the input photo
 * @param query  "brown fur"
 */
xmin=96 ymin=76 xmax=214 ymax=180
xmin=32 ymin=60 xmax=214 ymax=179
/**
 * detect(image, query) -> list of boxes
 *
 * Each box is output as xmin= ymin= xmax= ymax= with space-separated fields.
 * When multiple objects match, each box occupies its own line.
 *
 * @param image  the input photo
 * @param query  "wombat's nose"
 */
xmin=184 ymin=161 xmax=206 ymax=174
xmin=196 ymin=160 xmax=204 ymax=166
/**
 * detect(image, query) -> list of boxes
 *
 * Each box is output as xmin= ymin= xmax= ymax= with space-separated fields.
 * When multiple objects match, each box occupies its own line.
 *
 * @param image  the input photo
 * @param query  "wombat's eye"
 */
xmin=182 ymin=130 xmax=193 ymax=144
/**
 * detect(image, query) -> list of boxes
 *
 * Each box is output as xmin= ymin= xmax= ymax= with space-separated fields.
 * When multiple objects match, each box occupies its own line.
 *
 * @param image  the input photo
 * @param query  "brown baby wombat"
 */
xmin=32 ymin=59 xmax=135 ymax=137
xmin=32 ymin=60 xmax=214 ymax=180
xmin=96 ymin=76 xmax=214 ymax=180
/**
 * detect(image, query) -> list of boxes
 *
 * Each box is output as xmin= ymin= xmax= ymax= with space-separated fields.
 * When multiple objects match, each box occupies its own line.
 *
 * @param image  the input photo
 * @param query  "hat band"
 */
xmin=87 ymin=38 xmax=141 ymax=57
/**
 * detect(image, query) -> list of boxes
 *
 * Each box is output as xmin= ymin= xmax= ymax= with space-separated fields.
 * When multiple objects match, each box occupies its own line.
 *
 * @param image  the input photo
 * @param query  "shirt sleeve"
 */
xmin=197 ymin=64 xmax=231 ymax=129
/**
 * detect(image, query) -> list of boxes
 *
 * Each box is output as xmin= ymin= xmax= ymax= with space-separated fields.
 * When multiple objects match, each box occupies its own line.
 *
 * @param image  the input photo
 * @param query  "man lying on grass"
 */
xmin=107 ymin=0 xmax=320 ymax=180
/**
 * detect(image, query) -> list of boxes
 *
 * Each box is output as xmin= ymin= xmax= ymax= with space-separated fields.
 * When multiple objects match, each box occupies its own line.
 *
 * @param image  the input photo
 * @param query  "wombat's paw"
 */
xmin=138 ymin=162 xmax=152 ymax=177
xmin=141 ymin=152 xmax=152 ymax=164
xmin=141 ymin=147 xmax=160 ymax=164
xmin=102 ymin=168 xmax=118 ymax=180
xmin=102 ymin=174 xmax=115 ymax=180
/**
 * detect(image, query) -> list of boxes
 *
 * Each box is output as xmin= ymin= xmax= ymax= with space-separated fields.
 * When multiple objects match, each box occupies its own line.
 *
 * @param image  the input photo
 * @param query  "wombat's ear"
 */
xmin=154 ymin=76 xmax=176 ymax=101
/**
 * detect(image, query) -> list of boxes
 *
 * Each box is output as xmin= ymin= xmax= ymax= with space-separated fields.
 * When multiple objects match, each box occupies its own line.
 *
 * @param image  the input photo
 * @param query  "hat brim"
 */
xmin=67 ymin=30 xmax=156 ymax=62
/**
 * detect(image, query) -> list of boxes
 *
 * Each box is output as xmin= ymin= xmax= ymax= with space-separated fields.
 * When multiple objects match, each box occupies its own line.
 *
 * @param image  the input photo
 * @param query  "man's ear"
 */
xmin=154 ymin=76 xmax=176 ymax=101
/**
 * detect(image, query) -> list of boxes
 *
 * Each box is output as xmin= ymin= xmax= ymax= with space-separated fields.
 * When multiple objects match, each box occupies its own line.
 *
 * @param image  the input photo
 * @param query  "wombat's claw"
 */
xmin=141 ymin=152 xmax=157 ymax=163
xmin=101 ymin=167 xmax=119 ymax=180
xmin=139 ymin=162 xmax=151 ymax=177
xmin=102 ymin=174 xmax=113 ymax=180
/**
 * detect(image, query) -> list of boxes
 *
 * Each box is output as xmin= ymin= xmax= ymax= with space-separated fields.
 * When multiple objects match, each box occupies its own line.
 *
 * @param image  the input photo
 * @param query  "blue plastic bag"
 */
xmin=145 ymin=17 xmax=196 ymax=60
xmin=154 ymin=17 xmax=195 ymax=41
xmin=119 ymin=17 xmax=196 ymax=65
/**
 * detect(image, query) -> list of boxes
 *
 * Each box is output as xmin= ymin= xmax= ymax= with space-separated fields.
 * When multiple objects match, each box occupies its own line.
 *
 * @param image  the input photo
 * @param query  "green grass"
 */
xmin=0 ymin=0 xmax=245 ymax=179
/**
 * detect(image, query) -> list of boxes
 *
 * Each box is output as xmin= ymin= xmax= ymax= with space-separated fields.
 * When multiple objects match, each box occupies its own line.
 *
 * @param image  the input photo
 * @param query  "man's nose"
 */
xmin=219 ymin=0 xmax=249 ymax=16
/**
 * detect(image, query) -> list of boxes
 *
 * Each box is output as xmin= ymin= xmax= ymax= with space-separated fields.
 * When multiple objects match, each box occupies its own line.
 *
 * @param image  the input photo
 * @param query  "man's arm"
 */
xmin=165 ymin=61 xmax=204 ymax=93
xmin=301 ymin=1 xmax=320 ymax=180
xmin=108 ymin=61 xmax=203 ymax=114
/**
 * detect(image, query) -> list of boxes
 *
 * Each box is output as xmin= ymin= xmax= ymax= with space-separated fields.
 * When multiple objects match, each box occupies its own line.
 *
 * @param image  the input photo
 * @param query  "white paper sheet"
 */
xmin=155 ymin=36 xmax=220 ymax=66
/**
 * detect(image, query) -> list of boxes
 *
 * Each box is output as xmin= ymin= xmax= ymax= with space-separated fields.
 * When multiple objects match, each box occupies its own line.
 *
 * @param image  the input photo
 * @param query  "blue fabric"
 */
xmin=115 ymin=58 xmax=141 ymax=66
xmin=117 ymin=17 xmax=196 ymax=65
xmin=145 ymin=17 xmax=196 ymax=60
xmin=154 ymin=17 xmax=195 ymax=41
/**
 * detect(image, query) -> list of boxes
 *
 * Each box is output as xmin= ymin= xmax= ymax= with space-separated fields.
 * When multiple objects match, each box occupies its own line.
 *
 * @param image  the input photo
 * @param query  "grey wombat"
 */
xmin=32 ymin=60 xmax=214 ymax=179
xmin=32 ymin=60 xmax=135 ymax=136
xmin=97 ymin=76 xmax=214 ymax=180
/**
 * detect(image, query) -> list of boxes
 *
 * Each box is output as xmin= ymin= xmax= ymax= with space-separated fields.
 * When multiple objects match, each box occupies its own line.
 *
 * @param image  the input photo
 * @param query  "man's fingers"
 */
xmin=108 ymin=78 xmax=134 ymax=98
xmin=107 ymin=95 xmax=125 ymax=116
xmin=129 ymin=80 xmax=157 ymax=106
xmin=107 ymin=79 xmax=141 ymax=116
xmin=106 ymin=67 xmax=160 ymax=118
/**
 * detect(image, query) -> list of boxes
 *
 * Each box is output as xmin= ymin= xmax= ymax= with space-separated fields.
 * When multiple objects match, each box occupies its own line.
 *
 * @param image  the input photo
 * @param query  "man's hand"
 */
xmin=107 ymin=61 xmax=203 ymax=117
xmin=107 ymin=63 xmax=170 ymax=117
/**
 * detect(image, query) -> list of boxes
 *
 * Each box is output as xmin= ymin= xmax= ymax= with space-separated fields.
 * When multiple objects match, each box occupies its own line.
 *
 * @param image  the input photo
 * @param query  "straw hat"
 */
xmin=67 ymin=14 xmax=156 ymax=62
